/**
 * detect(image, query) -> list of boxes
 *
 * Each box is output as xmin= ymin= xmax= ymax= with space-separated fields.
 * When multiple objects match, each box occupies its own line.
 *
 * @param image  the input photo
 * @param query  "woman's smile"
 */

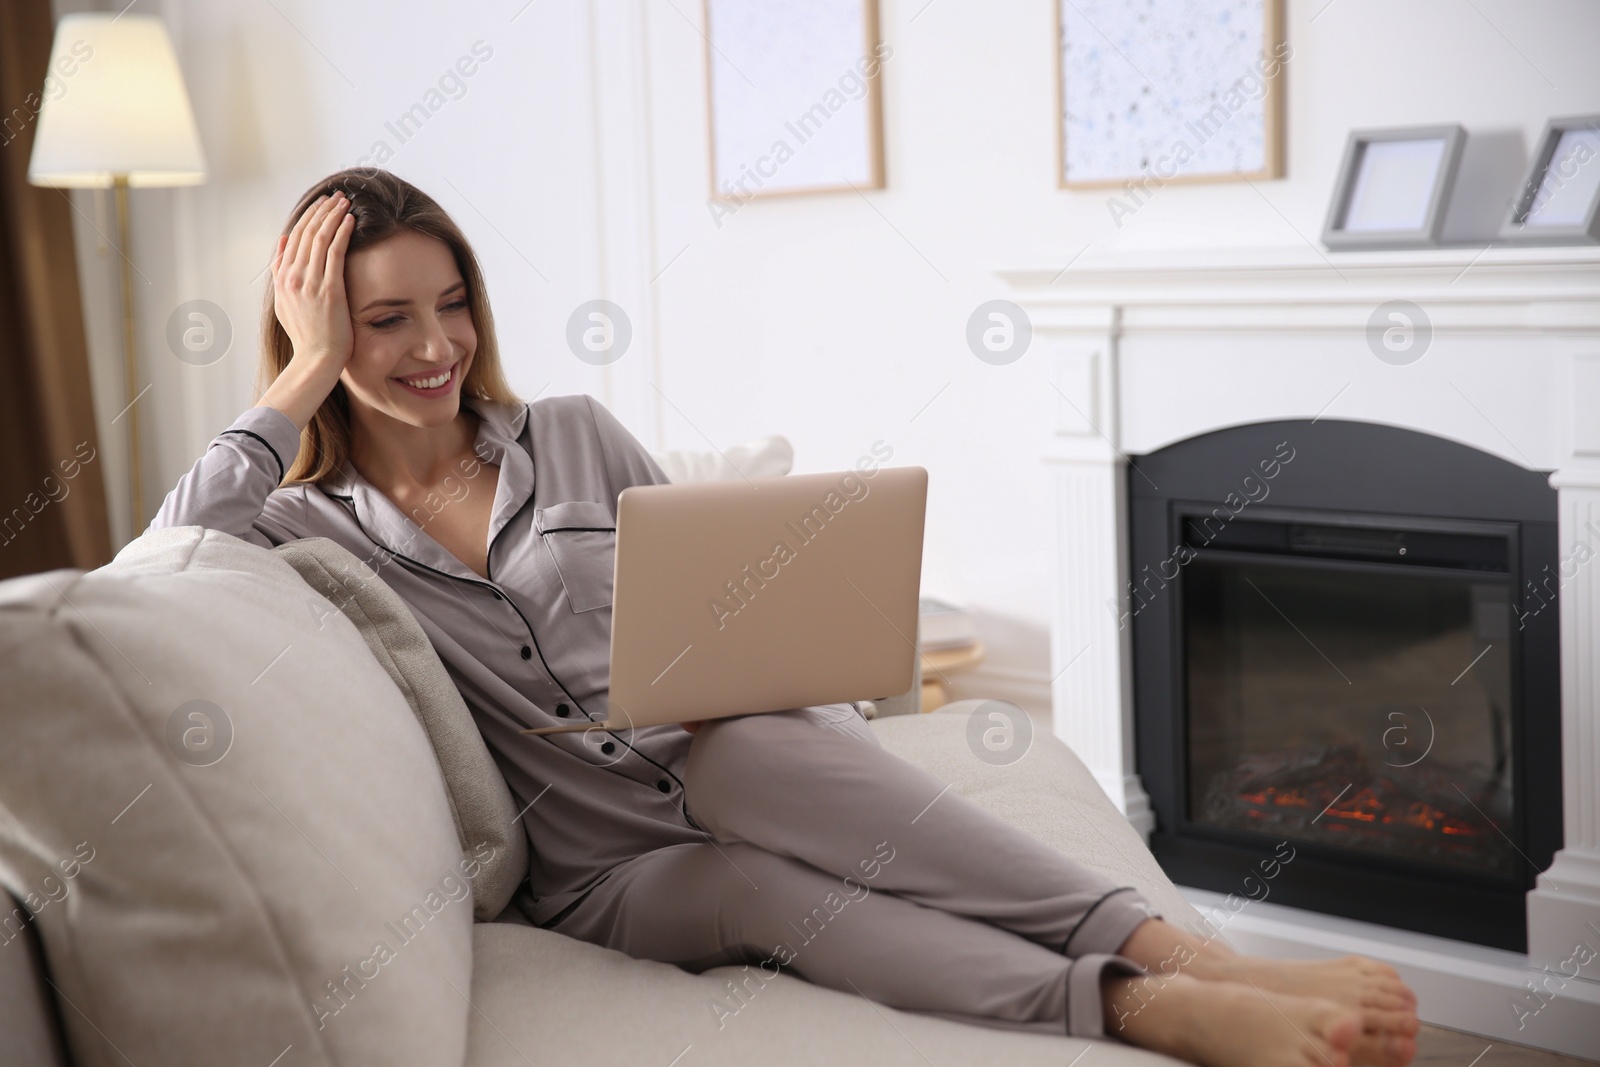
xmin=391 ymin=359 xmax=460 ymax=398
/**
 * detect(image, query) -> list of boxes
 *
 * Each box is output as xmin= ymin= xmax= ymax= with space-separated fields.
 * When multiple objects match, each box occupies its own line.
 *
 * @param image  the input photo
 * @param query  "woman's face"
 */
xmin=339 ymin=227 xmax=477 ymax=430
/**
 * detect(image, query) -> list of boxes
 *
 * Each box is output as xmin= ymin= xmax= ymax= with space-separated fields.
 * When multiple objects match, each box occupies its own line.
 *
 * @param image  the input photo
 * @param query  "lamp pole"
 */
xmin=113 ymin=174 xmax=144 ymax=533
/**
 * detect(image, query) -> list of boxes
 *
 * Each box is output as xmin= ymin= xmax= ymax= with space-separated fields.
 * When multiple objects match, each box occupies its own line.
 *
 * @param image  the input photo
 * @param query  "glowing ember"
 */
xmin=1197 ymin=743 xmax=1513 ymax=876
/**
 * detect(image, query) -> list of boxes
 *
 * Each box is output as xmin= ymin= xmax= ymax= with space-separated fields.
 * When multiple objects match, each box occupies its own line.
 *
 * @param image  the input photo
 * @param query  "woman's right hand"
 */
xmin=259 ymin=192 xmax=357 ymax=431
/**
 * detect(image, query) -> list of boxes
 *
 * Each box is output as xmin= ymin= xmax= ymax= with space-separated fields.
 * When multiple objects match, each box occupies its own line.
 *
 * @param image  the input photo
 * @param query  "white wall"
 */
xmin=66 ymin=0 xmax=1600 ymax=712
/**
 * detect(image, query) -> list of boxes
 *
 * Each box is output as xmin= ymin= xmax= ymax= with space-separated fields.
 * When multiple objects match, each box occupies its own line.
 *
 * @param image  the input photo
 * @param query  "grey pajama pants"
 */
xmin=543 ymin=703 xmax=1159 ymax=1039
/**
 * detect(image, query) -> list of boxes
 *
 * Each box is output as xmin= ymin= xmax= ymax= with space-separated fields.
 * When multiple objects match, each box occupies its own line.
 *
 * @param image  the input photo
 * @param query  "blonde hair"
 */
xmin=257 ymin=168 xmax=520 ymax=485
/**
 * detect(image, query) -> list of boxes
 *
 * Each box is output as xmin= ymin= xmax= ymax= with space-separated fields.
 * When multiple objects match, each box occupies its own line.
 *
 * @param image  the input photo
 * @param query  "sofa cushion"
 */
xmin=461 ymin=716 xmax=1200 ymax=1066
xmin=0 ymin=526 xmax=474 ymax=1067
xmin=272 ymin=536 xmax=529 ymax=920
xmin=466 ymin=922 xmax=1176 ymax=1067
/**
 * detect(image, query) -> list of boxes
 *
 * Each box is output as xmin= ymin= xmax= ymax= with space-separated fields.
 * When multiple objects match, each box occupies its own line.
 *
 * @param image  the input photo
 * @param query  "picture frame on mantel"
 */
xmin=702 ymin=0 xmax=887 ymax=204
xmin=1321 ymin=125 xmax=1467 ymax=250
xmin=1500 ymin=114 xmax=1600 ymax=246
xmin=1056 ymin=0 xmax=1287 ymax=190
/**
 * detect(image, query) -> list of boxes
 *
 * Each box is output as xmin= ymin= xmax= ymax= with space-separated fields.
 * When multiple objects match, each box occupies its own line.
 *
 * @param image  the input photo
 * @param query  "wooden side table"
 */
xmin=919 ymin=640 xmax=985 ymax=712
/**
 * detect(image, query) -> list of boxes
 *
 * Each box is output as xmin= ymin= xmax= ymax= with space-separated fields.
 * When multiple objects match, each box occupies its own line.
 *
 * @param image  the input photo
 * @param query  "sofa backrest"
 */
xmin=0 ymin=527 xmax=478 ymax=1065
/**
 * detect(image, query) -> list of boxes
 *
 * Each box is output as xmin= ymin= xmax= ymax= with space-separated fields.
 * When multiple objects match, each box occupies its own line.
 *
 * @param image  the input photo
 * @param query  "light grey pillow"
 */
xmin=271 ymin=537 xmax=528 ymax=921
xmin=0 ymin=526 xmax=474 ymax=1065
xmin=650 ymin=433 xmax=794 ymax=483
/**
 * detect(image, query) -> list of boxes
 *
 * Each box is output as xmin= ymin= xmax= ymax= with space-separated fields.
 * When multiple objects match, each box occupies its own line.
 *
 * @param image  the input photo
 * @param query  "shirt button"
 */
xmin=520 ymin=645 xmax=532 ymax=660
xmin=556 ymin=703 xmax=570 ymax=718
xmin=600 ymin=741 xmax=616 ymax=755
xmin=657 ymin=779 xmax=671 ymax=793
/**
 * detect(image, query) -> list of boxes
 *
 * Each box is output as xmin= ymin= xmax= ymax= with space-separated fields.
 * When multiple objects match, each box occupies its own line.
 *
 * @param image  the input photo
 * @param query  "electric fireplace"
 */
xmin=1128 ymin=419 xmax=1562 ymax=951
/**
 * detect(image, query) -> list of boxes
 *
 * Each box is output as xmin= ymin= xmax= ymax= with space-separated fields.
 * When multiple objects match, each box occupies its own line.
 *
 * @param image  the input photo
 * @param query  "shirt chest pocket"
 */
xmin=535 ymin=500 xmax=616 ymax=613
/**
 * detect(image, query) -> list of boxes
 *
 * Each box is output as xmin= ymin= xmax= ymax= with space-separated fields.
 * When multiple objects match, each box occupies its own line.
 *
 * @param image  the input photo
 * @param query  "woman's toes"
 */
xmin=1362 ymin=992 xmax=1415 ymax=1014
xmin=1366 ymin=1008 xmax=1420 ymax=1037
xmin=1362 ymin=961 xmax=1416 ymax=1006
xmin=1322 ymin=1005 xmax=1363 ymax=1063
xmin=1354 ymin=1028 xmax=1420 ymax=1067
xmin=1350 ymin=1031 xmax=1391 ymax=1066
xmin=1385 ymin=1034 xmax=1418 ymax=1067
xmin=1348 ymin=1008 xmax=1420 ymax=1066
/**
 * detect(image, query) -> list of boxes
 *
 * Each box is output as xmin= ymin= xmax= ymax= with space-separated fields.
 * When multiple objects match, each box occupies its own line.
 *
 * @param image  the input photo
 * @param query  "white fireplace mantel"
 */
xmin=1000 ymin=244 xmax=1600 ymax=1057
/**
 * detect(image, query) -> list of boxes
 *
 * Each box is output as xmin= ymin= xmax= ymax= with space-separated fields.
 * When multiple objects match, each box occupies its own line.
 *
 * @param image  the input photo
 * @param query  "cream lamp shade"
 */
xmin=27 ymin=13 xmax=206 ymax=187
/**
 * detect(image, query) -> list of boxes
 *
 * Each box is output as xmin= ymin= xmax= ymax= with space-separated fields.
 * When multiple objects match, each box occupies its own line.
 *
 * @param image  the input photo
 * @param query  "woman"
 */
xmin=153 ymin=169 xmax=1419 ymax=1066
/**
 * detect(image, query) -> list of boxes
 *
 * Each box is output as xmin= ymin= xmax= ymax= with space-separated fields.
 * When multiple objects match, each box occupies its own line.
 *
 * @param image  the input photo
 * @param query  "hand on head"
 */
xmin=271 ymin=190 xmax=357 ymax=381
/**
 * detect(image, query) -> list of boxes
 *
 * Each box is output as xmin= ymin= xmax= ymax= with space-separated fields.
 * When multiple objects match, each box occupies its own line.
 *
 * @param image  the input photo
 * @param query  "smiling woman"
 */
xmin=246 ymin=170 xmax=519 ymax=580
xmin=256 ymin=169 xmax=519 ymax=488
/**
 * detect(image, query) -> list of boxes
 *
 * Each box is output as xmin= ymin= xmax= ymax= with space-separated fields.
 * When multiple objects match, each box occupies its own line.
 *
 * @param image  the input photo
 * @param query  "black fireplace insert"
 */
xmin=1127 ymin=419 xmax=1561 ymax=951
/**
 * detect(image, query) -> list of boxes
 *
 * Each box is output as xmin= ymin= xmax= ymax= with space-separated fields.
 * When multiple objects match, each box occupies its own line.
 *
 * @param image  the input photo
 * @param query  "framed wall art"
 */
xmin=703 ymin=0 xmax=887 ymax=204
xmin=1056 ymin=0 xmax=1286 ymax=190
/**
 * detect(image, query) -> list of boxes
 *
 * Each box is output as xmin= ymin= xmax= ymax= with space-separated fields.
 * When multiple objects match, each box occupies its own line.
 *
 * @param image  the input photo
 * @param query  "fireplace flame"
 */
xmin=1236 ymin=784 xmax=1480 ymax=837
xmin=1203 ymin=742 xmax=1513 ymax=875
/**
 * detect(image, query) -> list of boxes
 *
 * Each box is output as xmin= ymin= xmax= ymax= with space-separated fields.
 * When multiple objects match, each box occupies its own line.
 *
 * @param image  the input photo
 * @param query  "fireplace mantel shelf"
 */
xmin=998 ymin=246 xmax=1600 ymax=330
xmin=999 ymin=242 xmax=1600 ymax=285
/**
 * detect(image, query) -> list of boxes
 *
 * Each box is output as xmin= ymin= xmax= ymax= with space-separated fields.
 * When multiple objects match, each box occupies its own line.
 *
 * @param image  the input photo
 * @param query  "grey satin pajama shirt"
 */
xmin=151 ymin=391 xmax=1157 ymax=1039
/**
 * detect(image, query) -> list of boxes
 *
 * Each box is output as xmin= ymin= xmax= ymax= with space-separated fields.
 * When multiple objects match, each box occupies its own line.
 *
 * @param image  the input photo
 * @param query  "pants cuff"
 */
xmin=1064 ymin=952 xmax=1147 ymax=1039
xmin=1063 ymin=886 xmax=1162 ymax=959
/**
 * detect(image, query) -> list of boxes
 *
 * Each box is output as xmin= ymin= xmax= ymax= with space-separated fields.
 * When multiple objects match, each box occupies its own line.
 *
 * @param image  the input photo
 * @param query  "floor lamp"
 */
xmin=28 ymin=13 xmax=207 ymax=538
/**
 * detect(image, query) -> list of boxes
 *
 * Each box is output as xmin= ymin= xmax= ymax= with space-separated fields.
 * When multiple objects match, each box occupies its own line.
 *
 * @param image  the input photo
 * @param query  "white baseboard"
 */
xmin=1178 ymin=887 xmax=1600 ymax=1060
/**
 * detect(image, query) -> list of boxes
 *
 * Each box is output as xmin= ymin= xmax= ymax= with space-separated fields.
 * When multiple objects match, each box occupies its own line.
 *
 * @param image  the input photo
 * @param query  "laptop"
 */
xmin=522 ymin=465 xmax=927 ymax=734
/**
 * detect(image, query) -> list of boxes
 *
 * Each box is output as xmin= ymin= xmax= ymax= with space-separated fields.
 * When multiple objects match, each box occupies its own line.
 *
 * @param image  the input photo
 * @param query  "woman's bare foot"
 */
xmin=1118 ymin=920 xmax=1418 ymax=1067
xmin=1199 ymin=955 xmax=1418 ymax=1067
xmin=1106 ymin=971 xmax=1361 ymax=1067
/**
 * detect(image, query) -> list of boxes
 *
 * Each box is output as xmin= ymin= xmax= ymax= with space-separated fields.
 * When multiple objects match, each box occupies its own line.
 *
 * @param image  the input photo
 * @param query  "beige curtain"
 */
xmin=0 ymin=0 xmax=112 ymax=581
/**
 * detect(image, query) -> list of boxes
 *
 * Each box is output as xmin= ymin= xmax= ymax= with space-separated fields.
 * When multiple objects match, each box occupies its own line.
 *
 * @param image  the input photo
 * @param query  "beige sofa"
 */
xmin=0 ymin=524 xmax=1204 ymax=1066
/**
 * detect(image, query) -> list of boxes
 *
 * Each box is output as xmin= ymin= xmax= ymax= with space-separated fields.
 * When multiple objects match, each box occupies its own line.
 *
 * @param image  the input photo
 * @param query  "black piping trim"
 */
xmin=335 ymin=498 xmax=702 ymax=831
xmin=1060 ymin=886 xmax=1139 ymax=957
xmin=217 ymin=429 xmax=285 ymax=484
xmin=538 ymin=892 xmax=591 ymax=930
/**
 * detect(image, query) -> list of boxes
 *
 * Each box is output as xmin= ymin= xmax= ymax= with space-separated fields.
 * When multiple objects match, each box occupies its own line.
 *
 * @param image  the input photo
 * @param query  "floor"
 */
xmin=1416 ymin=1025 xmax=1597 ymax=1067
